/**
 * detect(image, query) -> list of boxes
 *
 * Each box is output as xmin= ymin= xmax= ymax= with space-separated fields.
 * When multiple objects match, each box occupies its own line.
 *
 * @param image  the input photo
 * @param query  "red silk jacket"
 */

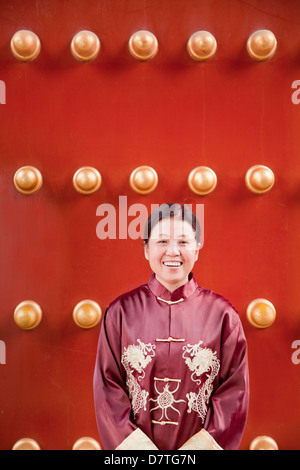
xmin=93 ymin=272 xmax=249 ymax=450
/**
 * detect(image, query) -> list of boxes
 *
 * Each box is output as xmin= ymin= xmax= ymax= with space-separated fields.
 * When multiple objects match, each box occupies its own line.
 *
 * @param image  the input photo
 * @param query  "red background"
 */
xmin=0 ymin=0 xmax=300 ymax=450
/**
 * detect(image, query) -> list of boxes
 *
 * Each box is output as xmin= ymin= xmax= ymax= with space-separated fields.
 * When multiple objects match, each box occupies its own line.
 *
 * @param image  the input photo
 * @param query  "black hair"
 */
xmin=143 ymin=203 xmax=200 ymax=244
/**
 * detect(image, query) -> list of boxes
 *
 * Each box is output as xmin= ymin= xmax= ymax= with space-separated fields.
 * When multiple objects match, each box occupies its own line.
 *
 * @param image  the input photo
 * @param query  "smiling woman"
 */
xmin=143 ymin=204 xmax=200 ymax=293
xmin=93 ymin=203 xmax=249 ymax=451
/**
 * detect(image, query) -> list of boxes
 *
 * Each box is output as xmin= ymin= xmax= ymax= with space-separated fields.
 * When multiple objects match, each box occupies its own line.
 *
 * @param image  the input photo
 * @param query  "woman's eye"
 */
xmin=178 ymin=240 xmax=188 ymax=245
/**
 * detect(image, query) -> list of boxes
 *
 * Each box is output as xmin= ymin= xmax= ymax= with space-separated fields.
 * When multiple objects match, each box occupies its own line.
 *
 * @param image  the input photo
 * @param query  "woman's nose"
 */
xmin=166 ymin=241 xmax=181 ymax=255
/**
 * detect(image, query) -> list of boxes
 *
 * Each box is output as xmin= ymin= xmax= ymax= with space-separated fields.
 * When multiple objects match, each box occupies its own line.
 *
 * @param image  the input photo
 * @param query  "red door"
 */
xmin=0 ymin=0 xmax=299 ymax=450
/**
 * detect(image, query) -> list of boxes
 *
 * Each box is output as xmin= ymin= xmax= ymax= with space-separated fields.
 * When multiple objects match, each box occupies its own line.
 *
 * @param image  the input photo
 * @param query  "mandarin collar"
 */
xmin=147 ymin=272 xmax=198 ymax=302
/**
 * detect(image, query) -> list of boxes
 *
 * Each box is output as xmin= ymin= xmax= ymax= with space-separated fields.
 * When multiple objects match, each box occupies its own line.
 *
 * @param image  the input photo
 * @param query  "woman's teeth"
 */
xmin=163 ymin=261 xmax=182 ymax=267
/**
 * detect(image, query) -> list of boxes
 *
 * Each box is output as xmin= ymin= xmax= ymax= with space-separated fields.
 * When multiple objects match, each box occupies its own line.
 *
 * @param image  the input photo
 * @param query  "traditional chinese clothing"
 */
xmin=93 ymin=272 xmax=249 ymax=450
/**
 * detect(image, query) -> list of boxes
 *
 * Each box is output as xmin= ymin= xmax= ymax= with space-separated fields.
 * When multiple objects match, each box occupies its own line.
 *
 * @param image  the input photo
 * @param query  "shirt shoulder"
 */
xmin=195 ymin=285 xmax=241 ymax=332
xmin=104 ymin=283 xmax=151 ymax=324
xmin=108 ymin=282 xmax=150 ymax=308
xmin=197 ymin=285 xmax=239 ymax=312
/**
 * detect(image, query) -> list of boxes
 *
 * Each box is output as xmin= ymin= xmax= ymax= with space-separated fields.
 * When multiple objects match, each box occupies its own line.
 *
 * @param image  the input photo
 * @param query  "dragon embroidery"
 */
xmin=182 ymin=341 xmax=220 ymax=423
xmin=121 ymin=339 xmax=156 ymax=418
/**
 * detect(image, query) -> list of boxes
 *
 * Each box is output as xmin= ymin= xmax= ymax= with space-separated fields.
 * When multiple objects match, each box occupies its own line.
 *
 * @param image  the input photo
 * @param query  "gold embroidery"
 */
xmin=182 ymin=341 xmax=220 ymax=423
xmin=121 ymin=339 xmax=156 ymax=418
xmin=150 ymin=379 xmax=185 ymax=424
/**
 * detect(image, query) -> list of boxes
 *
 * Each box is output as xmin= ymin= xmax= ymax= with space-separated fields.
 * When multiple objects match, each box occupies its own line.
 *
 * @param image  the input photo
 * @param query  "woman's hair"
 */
xmin=143 ymin=203 xmax=200 ymax=244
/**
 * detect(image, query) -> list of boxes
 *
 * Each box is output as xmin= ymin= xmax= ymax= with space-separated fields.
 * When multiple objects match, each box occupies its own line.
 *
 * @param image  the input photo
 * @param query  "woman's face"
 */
xmin=144 ymin=216 xmax=200 ymax=293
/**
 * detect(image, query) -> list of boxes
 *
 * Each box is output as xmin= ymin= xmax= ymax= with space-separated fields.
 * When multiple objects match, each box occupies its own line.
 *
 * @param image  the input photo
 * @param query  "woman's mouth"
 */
xmin=162 ymin=261 xmax=183 ymax=267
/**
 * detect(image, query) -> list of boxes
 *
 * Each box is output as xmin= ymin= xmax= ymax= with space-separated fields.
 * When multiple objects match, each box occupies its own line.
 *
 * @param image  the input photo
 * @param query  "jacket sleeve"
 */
xmin=203 ymin=319 xmax=249 ymax=450
xmin=179 ymin=319 xmax=249 ymax=451
xmin=93 ymin=308 xmax=158 ymax=450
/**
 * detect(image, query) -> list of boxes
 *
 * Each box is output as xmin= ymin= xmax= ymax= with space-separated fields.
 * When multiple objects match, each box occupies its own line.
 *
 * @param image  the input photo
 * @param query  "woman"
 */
xmin=93 ymin=203 xmax=249 ymax=450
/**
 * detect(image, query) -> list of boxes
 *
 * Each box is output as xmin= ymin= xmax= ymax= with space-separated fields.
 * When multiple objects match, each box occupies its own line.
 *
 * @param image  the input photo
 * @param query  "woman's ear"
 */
xmin=144 ymin=242 xmax=149 ymax=261
xmin=195 ymin=242 xmax=201 ymax=261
